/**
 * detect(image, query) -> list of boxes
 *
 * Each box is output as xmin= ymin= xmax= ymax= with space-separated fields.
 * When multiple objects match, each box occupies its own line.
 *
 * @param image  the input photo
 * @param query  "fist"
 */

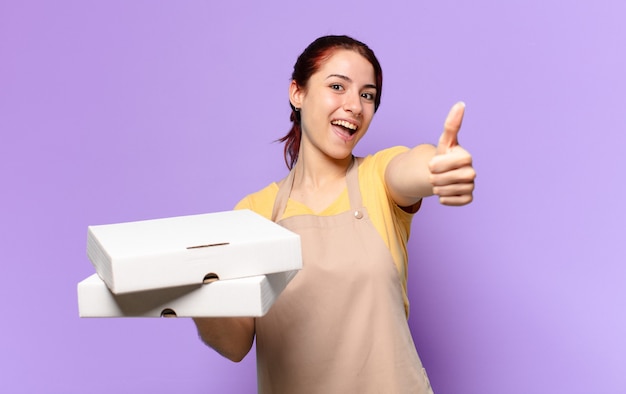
xmin=429 ymin=102 xmax=476 ymax=206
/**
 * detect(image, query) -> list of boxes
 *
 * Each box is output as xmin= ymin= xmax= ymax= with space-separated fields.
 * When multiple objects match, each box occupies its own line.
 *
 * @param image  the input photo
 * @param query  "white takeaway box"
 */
xmin=87 ymin=209 xmax=302 ymax=294
xmin=77 ymin=270 xmax=298 ymax=318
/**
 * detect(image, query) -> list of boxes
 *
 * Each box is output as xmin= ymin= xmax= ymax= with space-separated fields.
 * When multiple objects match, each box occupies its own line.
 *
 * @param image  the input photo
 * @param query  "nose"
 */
xmin=343 ymin=92 xmax=362 ymax=117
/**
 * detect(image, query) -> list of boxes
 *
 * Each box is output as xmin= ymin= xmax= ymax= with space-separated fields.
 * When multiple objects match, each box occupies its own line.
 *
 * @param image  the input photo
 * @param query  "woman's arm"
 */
xmin=192 ymin=317 xmax=255 ymax=362
xmin=385 ymin=102 xmax=475 ymax=207
xmin=385 ymin=143 xmax=438 ymax=208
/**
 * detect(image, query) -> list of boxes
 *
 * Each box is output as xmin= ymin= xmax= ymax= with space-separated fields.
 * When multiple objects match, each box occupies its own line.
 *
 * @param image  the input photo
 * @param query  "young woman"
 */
xmin=194 ymin=35 xmax=475 ymax=393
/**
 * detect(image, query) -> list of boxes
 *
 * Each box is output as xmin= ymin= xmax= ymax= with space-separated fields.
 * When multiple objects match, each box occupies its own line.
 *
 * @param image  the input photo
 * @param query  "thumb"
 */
xmin=437 ymin=101 xmax=465 ymax=155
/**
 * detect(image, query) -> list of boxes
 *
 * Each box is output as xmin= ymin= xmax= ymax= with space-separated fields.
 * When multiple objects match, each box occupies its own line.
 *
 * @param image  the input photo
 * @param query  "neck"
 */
xmin=292 ymin=151 xmax=353 ymax=190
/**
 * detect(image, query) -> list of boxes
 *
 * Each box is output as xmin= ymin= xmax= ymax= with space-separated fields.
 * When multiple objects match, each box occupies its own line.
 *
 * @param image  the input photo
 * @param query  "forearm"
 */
xmin=192 ymin=317 xmax=255 ymax=362
xmin=385 ymin=144 xmax=437 ymax=207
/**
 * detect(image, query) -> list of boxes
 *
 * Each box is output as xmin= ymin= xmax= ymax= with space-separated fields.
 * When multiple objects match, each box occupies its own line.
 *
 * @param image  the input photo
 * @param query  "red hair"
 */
xmin=277 ymin=35 xmax=383 ymax=169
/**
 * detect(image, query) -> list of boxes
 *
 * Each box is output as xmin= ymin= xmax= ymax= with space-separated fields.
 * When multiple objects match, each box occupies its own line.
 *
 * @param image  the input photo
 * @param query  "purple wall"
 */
xmin=2 ymin=1 xmax=624 ymax=393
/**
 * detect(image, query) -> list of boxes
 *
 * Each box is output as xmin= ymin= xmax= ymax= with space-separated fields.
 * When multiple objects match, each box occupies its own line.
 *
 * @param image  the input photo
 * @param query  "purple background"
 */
xmin=2 ymin=1 xmax=625 ymax=393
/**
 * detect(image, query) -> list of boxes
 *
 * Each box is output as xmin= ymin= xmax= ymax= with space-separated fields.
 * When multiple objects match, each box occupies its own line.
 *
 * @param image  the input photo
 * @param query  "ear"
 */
xmin=289 ymin=80 xmax=304 ymax=109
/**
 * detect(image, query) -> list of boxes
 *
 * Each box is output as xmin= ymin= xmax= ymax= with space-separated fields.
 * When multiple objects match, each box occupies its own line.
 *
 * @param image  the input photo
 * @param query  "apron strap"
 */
xmin=271 ymin=156 xmax=362 ymax=223
xmin=271 ymin=166 xmax=296 ymax=223
xmin=345 ymin=156 xmax=362 ymax=211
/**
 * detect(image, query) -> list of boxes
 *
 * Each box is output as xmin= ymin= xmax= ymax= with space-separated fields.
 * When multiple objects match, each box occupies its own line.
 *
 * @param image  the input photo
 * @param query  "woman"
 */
xmin=194 ymin=35 xmax=475 ymax=393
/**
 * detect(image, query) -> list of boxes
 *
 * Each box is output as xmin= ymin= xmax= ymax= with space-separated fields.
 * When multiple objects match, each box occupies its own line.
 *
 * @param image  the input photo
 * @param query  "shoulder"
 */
xmin=234 ymin=183 xmax=280 ymax=220
xmin=359 ymin=146 xmax=410 ymax=176
xmin=359 ymin=146 xmax=421 ymax=214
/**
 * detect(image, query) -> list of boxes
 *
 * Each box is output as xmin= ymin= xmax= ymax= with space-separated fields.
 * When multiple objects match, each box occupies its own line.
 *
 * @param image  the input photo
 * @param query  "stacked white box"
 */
xmin=77 ymin=270 xmax=298 ymax=317
xmin=86 ymin=209 xmax=302 ymax=294
xmin=77 ymin=209 xmax=302 ymax=318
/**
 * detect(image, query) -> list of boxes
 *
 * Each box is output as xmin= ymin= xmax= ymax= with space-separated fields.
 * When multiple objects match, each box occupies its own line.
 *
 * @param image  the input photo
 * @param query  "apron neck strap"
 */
xmin=271 ymin=156 xmax=362 ymax=222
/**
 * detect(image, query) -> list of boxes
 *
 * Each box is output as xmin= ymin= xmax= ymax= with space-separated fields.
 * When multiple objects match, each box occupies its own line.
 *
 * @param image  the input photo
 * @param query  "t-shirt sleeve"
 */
xmin=234 ymin=195 xmax=252 ymax=211
xmin=233 ymin=184 xmax=278 ymax=221
xmin=367 ymin=146 xmax=422 ymax=214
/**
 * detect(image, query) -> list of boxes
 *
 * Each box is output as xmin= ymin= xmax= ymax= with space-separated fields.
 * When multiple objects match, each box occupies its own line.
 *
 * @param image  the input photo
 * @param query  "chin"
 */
xmin=326 ymin=147 xmax=356 ymax=161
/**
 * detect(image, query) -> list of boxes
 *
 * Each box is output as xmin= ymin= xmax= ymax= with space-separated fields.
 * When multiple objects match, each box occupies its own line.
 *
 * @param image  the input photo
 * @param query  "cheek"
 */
xmin=319 ymin=94 xmax=340 ymax=112
xmin=361 ymin=111 xmax=375 ymax=130
xmin=304 ymin=97 xmax=336 ymax=126
xmin=304 ymin=93 xmax=331 ymax=114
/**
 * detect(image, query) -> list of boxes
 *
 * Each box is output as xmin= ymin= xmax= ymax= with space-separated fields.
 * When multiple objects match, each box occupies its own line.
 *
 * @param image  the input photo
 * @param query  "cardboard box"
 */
xmin=77 ymin=270 xmax=298 ymax=317
xmin=87 ymin=209 xmax=301 ymax=294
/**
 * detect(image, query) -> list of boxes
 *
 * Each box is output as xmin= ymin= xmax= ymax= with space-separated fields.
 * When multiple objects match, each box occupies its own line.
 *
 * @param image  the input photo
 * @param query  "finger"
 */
xmin=438 ymin=194 xmax=474 ymax=206
xmin=429 ymin=146 xmax=473 ymax=174
xmin=437 ymin=101 xmax=465 ymax=155
xmin=430 ymin=166 xmax=476 ymax=187
xmin=432 ymin=182 xmax=475 ymax=198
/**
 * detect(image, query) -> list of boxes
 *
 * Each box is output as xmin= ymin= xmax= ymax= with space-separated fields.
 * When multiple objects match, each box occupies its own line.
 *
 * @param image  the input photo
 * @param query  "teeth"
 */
xmin=331 ymin=120 xmax=357 ymax=131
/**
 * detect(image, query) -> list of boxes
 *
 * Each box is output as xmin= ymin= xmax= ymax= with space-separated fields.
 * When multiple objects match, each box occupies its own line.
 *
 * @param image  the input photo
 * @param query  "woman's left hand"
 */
xmin=428 ymin=102 xmax=476 ymax=206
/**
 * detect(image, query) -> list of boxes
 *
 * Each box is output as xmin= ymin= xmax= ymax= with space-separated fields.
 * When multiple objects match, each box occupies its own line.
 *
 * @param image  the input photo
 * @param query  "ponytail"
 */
xmin=277 ymin=104 xmax=301 ymax=170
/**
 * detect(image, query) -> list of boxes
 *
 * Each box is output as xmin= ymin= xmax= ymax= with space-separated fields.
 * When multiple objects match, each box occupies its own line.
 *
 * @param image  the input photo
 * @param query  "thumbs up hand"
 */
xmin=429 ymin=102 xmax=476 ymax=206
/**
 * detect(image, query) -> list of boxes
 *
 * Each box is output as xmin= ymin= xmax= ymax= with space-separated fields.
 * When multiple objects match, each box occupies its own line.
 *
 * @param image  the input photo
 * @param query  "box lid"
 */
xmin=87 ymin=209 xmax=301 ymax=293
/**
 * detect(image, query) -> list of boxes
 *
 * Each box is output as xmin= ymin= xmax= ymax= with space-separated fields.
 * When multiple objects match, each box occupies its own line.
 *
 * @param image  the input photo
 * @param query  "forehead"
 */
xmin=314 ymin=49 xmax=376 ymax=85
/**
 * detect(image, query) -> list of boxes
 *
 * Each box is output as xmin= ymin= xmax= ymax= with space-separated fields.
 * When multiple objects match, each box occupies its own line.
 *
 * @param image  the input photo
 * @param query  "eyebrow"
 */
xmin=326 ymin=74 xmax=377 ymax=91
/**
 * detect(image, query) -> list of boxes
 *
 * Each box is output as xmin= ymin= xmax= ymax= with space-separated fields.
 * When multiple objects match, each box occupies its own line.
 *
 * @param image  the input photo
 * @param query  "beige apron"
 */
xmin=256 ymin=157 xmax=433 ymax=394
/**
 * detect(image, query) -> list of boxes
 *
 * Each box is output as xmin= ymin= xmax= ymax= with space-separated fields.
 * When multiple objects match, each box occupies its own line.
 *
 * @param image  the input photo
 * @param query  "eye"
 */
xmin=330 ymin=83 xmax=344 ymax=91
xmin=361 ymin=92 xmax=375 ymax=101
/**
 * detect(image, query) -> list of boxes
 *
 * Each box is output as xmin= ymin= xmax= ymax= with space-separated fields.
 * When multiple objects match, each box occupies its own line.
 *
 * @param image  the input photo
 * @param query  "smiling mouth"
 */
xmin=331 ymin=119 xmax=358 ymax=135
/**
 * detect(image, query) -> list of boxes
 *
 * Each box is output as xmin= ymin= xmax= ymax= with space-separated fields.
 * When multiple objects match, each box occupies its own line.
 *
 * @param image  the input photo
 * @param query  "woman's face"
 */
xmin=290 ymin=49 xmax=377 ymax=163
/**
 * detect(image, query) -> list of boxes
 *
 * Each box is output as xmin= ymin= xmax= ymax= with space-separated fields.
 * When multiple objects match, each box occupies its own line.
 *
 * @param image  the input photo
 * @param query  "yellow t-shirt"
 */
xmin=235 ymin=146 xmax=418 ymax=317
